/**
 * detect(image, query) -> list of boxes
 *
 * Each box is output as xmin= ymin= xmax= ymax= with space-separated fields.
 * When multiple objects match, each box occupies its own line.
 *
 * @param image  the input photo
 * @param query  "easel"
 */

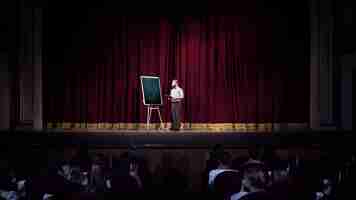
xmin=146 ymin=106 xmax=164 ymax=130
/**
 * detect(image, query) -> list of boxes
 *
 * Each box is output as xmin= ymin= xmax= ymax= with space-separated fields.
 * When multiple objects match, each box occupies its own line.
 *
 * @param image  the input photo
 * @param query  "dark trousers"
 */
xmin=171 ymin=102 xmax=181 ymax=130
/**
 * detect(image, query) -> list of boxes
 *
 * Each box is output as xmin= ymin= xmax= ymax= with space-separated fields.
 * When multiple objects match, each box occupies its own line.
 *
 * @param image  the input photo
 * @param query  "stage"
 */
xmin=1 ymin=128 xmax=352 ymax=150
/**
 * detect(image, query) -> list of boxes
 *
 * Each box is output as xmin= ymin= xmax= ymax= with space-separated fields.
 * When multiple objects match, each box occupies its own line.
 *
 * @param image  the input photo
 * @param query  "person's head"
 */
xmin=60 ymin=163 xmax=71 ymax=180
xmin=212 ymin=144 xmax=223 ymax=151
xmin=320 ymin=178 xmax=333 ymax=196
xmin=272 ymin=160 xmax=289 ymax=183
xmin=248 ymin=145 xmax=259 ymax=160
xmin=116 ymin=152 xmax=140 ymax=175
xmin=217 ymin=151 xmax=232 ymax=169
xmin=111 ymin=155 xmax=142 ymax=193
xmin=232 ymin=156 xmax=250 ymax=171
xmin=209 ymin=144 xmax=224 ymax=160
xmin=171 ymin=80 xmax=178 ymax=88
xmin=242 ymin=160 xmax=267 ymax=191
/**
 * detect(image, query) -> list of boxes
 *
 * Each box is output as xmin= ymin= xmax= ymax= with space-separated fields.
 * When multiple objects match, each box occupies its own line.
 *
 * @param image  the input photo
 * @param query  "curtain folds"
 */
xmin=44 ymin=15 xmax=309 ymax=128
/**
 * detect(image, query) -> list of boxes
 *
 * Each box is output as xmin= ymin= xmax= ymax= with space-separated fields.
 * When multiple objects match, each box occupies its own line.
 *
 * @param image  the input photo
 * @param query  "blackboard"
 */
xmin=140 ymin=75 xmax=163 ymax=106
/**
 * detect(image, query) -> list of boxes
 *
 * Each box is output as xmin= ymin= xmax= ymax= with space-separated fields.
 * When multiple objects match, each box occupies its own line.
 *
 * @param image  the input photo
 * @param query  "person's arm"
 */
xmin=167 ymin=90 xmax=173 ymax=100
xmin=129 ymin=163 xmax=143 ymax=189
xmin=179 ymin=88 xmax=184 ymax=99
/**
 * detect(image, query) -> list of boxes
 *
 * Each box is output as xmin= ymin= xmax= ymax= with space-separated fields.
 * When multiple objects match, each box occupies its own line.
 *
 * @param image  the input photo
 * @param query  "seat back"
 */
xmin=213 ymin=170 xmax=242 ymax=199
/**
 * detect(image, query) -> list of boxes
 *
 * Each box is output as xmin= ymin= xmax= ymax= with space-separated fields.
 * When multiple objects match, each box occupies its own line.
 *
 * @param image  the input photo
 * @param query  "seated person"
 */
xmin=231 ymin=160 xmax=267 ymax=200
xmin=208 ymin=151 xmax=238 ymax=187
xmin=202 ymin=145 xmax=224 ymax=191
xmin=89 ymin=154 xmax=108 ymax=192
xmin=315 ymin=178 xmax=334 ymax=200
xmin=110 ymin=153 xmax=143 ymax=193
xmin=213 ymin=170 xmax=242 ymax=200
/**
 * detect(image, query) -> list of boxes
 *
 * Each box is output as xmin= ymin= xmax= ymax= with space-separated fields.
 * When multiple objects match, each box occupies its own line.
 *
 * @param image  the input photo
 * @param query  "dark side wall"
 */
xmin=0 ymin=1 xmax=15 ymax=130
xmin=0 ymin=53 xmax=10 ymax=130
xmin=335 ymin=0 xmax=356 ymax=130
xmin=0 ymin=0 xmax=43 ymax=130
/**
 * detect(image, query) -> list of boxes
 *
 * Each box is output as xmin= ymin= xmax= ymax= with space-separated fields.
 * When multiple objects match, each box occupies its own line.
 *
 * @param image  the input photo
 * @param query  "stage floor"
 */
xmin=60 ymin=128 xmax=255 ymax=135
xmin=45 ymin=122 xmax=310 ymax=133
xmin=1 ymin=129 xmax=352 ymax=149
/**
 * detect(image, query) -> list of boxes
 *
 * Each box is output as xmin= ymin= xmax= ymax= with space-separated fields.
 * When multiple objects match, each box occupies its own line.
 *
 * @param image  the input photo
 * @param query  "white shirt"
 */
xmin=231 ymin=191 xmax=249 ymax=200
xmin=0 ymin=190 xmax=18 ymax=200
xmin=170 ymin=86 xmax=184 ymax=102
xmin=208 ymin=169 xmax=239 ymax=186
xmin=43 ymin=194 xmax=54 ymax=200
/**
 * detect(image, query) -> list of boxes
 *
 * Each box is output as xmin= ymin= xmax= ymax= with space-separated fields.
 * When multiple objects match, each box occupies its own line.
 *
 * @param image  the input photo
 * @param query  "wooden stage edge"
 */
xmin=45 ymin=122 xmax=309 ymax=134
xmin=59 ymin=128 xmax=271 ymax=135
xmin=1 ymin=127 xmax=353 ymax=149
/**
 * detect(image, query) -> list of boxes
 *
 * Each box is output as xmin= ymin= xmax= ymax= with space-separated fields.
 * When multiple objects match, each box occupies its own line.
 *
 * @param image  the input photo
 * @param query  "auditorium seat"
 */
xmin=213 ymin=170 xmax=242 ymax=200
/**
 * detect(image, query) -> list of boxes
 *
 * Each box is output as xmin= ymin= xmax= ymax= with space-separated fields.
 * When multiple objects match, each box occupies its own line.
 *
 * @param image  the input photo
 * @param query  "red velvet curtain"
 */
xmin=44 ymin=15 xmax=309 ymax=126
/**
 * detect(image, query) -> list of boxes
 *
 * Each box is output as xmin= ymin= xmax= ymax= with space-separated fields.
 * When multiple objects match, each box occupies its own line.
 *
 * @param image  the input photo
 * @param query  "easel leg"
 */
xmin=147 ymin=107 xmax=151 ymax=130
xmin=157 ymin=109 xmax=164 ymax=129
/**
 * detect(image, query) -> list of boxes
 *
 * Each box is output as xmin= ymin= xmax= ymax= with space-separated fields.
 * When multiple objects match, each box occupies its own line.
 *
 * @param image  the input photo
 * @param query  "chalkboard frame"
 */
xmin=140 ymin=75 xmax=163 ymax=106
